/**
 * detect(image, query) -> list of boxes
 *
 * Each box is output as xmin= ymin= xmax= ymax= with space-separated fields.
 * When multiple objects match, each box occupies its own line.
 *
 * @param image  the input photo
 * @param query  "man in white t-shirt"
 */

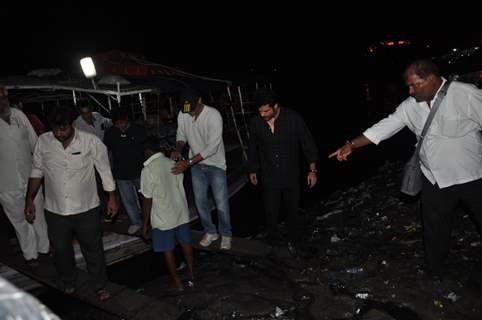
xmin=171 ymin=88 xmax=232 ymax=250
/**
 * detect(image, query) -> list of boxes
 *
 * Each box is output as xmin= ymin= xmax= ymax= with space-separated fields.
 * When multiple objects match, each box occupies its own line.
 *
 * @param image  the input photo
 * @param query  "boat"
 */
xmin=0 ymin=50 xmax=272 ymax=290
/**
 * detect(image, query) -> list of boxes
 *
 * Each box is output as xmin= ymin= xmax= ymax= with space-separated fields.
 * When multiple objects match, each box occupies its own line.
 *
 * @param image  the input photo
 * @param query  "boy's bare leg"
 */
xmin=180 ymin=243 xmax=194 ymax=280
xmin=163 ymin=251 xmax=182 ymax=290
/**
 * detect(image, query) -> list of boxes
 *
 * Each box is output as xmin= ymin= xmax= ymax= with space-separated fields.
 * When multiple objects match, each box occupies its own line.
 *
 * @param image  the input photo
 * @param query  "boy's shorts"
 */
xmin=152 ymin=223 xmax=191 ymax=252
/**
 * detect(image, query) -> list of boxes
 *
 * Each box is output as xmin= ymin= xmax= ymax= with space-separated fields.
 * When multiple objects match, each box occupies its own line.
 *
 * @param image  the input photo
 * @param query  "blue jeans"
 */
xmin=116 ymin=179 xmax=142 ymax=226
xmin=191 ymin=164 xmax=232 ymax=237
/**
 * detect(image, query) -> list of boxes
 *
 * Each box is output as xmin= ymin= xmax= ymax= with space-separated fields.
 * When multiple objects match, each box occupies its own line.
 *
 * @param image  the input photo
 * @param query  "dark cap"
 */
xmin=180 ymin=87 xmax=200 ymax=113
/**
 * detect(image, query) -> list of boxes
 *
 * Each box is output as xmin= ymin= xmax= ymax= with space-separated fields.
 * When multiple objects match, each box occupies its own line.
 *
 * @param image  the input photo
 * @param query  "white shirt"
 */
xmin=0 ymin=108 xmax=38 ymax=192
xmin=363 ymin=79 xmax=482 ymax=188
xmin=31 ymin=129 xmax=116 ymax=215
xmin=176 ymin=105 xmax=226 ymax=170
xmin=73 ymin=112 xmax=112 ymax=141
xmin=139 ymin=152 xmax=190 ymax=230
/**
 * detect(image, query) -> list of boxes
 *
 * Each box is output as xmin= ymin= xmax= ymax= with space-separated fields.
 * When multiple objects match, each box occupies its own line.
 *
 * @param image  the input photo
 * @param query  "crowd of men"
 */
xmin=2 ymin=58 xmax=482 ymax=301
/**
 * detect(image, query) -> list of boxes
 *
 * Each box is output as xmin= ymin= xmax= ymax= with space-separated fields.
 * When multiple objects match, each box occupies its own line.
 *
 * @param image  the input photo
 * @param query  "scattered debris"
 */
xmin=446 ymin=292 xmax=460 ymax=302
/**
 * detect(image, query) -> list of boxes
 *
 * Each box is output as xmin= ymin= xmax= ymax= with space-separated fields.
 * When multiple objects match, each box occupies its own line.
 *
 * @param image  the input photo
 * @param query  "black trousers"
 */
xmin=45 ymin=206 xmax=107 ymax=290
xmin=263 ymin=185 xmax=301 ymax=242
xmin=421 ymin=177 xmax=482 ymax=273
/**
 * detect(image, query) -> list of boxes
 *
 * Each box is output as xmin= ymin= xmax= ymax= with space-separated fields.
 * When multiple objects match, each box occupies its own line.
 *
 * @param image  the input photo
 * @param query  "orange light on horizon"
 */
xmin=379 ymin=40 xmax=411 ymax=47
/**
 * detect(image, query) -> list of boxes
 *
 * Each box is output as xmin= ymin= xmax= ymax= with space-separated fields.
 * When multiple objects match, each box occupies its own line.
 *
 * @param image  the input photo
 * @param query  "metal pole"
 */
xmin=86 ymin=93 xmax=110 ymax=114
xmin=117 ymin=82 xmax=121 ymax=105
xmin=237 ymin=86 xmax=250 ymax=139
xmin=139 ymin=93 xmax=147 ymax=120
xmin=227 ymin=86 xmax=247 ymax=161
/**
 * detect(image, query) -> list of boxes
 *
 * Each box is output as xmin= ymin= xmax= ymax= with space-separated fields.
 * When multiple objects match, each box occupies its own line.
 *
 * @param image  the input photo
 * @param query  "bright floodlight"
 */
xmin=80 ymin=57 xmax=96 ymax=78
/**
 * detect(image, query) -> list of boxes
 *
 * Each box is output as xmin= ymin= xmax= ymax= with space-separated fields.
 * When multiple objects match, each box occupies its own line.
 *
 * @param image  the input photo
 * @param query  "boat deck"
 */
xmin=0 ymin=229 xmax=291 ymax=319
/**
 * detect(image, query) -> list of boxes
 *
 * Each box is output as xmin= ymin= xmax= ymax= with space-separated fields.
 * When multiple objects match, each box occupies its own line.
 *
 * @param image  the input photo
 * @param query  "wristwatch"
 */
xmin=188 ymin=159 xmax=194 ymax=166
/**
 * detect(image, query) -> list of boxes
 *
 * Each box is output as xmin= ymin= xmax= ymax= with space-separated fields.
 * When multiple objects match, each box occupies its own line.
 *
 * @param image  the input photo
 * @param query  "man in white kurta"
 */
xmin=0 ymin=88 xmax=49 ymax=263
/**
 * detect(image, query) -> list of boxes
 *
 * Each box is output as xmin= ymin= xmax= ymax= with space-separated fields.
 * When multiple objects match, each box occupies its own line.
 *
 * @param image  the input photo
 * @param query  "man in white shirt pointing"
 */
xmin=329 ymin=59 xmax=482 ymax=281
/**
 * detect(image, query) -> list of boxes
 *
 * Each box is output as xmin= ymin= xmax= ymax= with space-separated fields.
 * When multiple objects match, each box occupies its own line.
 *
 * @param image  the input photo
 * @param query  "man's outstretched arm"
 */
xmin=328 ymin=135 xmax=373 ymax=161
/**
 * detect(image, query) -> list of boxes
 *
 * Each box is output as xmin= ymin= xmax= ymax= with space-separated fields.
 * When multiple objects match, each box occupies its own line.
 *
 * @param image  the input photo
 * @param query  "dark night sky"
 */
xmin=1 ymin=4 xmax=482 ymax=126
xmin=2 ymin=5 xmax=481 ymax=77
xmin=2 ymin=5 xmax=482 ymax=155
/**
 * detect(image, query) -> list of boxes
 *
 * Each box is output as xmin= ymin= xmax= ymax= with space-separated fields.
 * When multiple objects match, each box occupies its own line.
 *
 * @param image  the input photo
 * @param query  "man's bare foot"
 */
xmin=173 ymin=277 xmax=184 ymax=291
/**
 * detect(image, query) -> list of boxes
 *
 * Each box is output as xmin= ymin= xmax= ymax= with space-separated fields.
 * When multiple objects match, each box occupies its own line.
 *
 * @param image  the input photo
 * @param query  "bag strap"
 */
xmin=414 ymin=80 xmax=451 ymax=157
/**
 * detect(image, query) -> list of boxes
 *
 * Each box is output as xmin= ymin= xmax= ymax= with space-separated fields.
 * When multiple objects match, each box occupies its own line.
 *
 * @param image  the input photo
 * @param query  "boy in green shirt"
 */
xmin=140 ymin=137 xmax=193 ymax=290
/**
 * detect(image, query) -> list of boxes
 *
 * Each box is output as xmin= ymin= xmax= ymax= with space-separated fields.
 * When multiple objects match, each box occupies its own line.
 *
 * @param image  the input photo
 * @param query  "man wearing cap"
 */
xmin=171 ymin=88 xmax=232 ymax=250
xmin=0 ymin=86 xmax=50 ymax=267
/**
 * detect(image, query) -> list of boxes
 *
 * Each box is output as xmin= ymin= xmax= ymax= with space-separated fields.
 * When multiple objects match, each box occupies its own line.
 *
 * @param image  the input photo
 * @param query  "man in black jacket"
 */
xmin=247 ymin=88 xmax=318 ymax=251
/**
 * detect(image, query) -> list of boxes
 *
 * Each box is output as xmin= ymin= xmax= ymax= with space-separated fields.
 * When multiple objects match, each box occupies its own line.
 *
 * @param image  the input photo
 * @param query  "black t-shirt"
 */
xmin=103 ymin=124 xmax=147 ymax=180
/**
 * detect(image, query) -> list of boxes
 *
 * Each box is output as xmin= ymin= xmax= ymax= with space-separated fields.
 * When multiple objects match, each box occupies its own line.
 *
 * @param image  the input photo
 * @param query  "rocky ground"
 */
xmin=37 ymin=161 xmax=482 ymax=319
xmin=151 ymin=161 xmax=482 ymax=320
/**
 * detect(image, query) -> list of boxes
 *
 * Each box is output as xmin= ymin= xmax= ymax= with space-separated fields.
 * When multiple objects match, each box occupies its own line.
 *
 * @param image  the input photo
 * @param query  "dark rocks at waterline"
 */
xmin=138 ymin=161 xmax=481 ymax=320
xmin=300 ymin=161 xmax=481 ymax=320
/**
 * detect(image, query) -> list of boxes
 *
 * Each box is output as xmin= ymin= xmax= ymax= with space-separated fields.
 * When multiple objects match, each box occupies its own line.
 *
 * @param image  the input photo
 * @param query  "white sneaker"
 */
xmin=220 ymin=236 xmax=232 ymax=250
xmin=127 ymin=225 xmax=141 ymax=235
xmin=199 ymin=233 xmax=219 ymax=247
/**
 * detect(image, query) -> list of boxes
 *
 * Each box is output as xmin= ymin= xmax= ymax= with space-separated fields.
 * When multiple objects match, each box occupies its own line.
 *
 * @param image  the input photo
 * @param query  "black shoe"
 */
xmin=26 ymin=259 xmax=40 ymax=268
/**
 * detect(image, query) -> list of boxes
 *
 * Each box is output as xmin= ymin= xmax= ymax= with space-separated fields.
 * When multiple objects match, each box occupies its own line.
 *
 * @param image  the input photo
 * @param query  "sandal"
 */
xmin=96 ymin=288 xmax=111 ymax=302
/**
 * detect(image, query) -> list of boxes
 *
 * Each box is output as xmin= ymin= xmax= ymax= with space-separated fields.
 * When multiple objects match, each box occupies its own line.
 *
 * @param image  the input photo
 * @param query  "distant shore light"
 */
xmin=80 ymin=57 xmax=97 ymax=78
